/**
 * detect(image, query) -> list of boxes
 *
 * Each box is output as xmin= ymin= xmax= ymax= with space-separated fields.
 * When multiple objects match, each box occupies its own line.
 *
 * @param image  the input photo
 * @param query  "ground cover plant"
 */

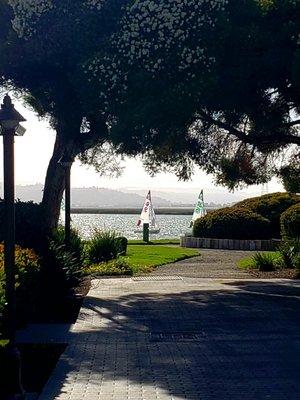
xmin=238 ymin=240 xmax=300 ymax=273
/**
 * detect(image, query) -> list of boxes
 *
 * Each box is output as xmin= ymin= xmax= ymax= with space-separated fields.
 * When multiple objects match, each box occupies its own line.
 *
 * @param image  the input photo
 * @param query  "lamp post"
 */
xmin=0 ymin=94 xmax=26 ymax=399
xmin=58 ymin=152 xmax=73 ymax=247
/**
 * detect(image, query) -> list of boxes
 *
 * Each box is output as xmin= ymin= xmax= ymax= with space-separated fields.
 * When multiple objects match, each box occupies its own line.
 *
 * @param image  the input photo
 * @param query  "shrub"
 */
xmin=115 ymin=237 xmax=128 ymax=255
xmin=234 ymin=192 xmax=300 ymax=238
xmin=193 ymin=207 xmax=271 ymax=239
xmin=85 ymin=230 xmax=120 ymax=263
xmin=52 ymin=226 xmax=84 ymax=265
xmin=0 ymin=245 xmax=40 ymax=319
xmin=47 ymin=241 xmax=83 ymax=286
xmin=277 ymin=239 xmax=300 ymax=269
xmin=280 ymin=203 xmax=300 ymax=239
xmin=84 ymin=258 xmax=132 ymax=276
xmin=0 ymin=200 xmax=46 ymax=251
xmin=251 ymin=252 xmax=278 ymax=271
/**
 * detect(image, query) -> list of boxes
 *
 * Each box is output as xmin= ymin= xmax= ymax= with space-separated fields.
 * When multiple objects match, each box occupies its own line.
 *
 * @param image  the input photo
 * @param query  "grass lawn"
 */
xmin=122 ymin=244 xmax=199 ymax=273
xmin=86 ymin=244 xmax=199 ymax=276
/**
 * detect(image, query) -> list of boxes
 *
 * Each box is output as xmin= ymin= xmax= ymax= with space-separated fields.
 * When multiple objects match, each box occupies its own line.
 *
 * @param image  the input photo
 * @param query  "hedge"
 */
xmin=280 ymin=203 xmax=300 ymax=239
xmin=0 ymin=200 xmax=46 ymax=250
xmin=193 ymin=207 xmax=271 ymax=240
xmin=234 ymin=192 xmax=300 ymax=238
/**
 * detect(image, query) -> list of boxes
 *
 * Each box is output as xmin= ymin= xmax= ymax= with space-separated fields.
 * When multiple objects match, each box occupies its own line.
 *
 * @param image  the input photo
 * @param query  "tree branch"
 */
xmin=198 ymin=110 xmax=300 ymax=146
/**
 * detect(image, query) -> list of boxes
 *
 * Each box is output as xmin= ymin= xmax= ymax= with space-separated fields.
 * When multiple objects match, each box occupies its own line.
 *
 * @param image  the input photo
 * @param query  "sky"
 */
xmin=0 ymin=96 xmax=284 ymax=200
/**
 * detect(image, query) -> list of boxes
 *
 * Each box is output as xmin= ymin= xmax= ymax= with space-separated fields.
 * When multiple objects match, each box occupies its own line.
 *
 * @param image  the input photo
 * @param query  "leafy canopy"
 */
xmin=0 ymin=0 xmax=299 ymax=188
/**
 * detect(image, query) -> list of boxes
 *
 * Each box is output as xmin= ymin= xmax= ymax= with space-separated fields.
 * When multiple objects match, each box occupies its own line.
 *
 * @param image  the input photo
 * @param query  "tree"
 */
xmin=0 ymin=0 xmax=126 ymax=230
xmin=0 ymin=0 xmax=299 ymax=231
xmin=96 ymin=0 xmax=299 ymax=187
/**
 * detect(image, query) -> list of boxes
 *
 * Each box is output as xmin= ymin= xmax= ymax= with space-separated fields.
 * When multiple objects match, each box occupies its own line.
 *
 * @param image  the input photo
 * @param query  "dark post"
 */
xmin=3 ymin=129 xmax=16 ymax=343
xmin=143 ymin=223 xmax=149 ymax=243
xmin=0 ymin=94 xmax=26 ymax=399
xmin=58 ymin=152 xmax=73 ymax=247
xmin=65 ymin=165 xmax=71 ymax=247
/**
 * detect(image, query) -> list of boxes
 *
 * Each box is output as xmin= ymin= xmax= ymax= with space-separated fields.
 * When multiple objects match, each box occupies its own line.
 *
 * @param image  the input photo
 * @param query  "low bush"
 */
xmin=193 ymin=207 xmax=271 ymax=239
xmin=85 ymin=230 xmax=121 ymax=263
xmin=0 ymin=245 xmax=40 ymax=321
xmin=52 ymin=226 xmax=84 ymax=266
xmin=280 ymin=203 xmax=300 ymax=239
xmin=252 ymin=252 xmax=278 ymax=271
xmin=277 ymin=239 xmax=300 ymax=269
xmin=234 ymin=192 xmax=300 ymax=238
xmin=84 ymin=258 xmax=132 ymax=276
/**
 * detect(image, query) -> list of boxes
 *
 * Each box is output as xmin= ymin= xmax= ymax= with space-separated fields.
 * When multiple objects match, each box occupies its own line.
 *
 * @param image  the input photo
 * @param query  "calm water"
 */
xmin=62 ymin=213 xmax=192 ymax=239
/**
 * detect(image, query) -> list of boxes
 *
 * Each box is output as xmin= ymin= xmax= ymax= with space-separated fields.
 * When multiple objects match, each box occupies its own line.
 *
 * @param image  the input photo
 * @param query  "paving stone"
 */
xmin=30 ymin=277 xmax=300 ymax=399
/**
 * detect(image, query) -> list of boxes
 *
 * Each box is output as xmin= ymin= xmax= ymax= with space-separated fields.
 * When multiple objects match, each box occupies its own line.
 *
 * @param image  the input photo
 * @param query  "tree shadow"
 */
xmin=41 ymin=281 xmax=300 ymax=400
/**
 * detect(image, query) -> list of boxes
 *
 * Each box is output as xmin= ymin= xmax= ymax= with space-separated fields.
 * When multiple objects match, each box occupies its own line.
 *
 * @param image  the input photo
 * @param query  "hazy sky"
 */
xmin=0 ymin=97 xmax=283 ymax=198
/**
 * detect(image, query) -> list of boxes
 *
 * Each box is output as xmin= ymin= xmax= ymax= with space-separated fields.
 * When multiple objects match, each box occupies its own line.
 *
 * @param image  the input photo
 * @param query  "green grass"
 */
xmin=128 ymin=239 xmax=180 ymax=245
xmin=121 ymin=245 xmax=199 ymax=273
xmin=238 ymin=252 xmax=279 ymax=270
xmin=84 ymin=244 xmax=199 ymax=276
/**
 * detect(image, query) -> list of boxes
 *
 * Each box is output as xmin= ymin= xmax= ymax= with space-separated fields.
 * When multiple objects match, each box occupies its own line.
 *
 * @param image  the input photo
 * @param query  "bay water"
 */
xmin=62 ymin=213 xmax=191 ymax=240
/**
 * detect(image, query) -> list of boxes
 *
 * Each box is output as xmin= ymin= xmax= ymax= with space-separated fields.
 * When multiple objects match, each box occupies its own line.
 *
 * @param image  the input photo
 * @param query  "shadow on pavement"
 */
xmin=42 ymin=280 xmax=300 ymax=400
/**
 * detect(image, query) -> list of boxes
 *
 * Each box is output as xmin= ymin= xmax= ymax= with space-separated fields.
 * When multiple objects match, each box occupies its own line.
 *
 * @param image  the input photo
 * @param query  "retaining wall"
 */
xmin=180 ymin=236 xmax=278 ymax=251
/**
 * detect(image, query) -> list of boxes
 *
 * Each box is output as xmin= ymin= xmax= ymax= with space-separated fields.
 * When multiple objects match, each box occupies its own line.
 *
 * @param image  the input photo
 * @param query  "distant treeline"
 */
xmin=71 ymin=207 xmax=216 ymax=215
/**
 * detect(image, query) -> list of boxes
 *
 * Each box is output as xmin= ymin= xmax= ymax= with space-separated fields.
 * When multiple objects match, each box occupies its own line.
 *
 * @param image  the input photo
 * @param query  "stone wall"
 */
xmin=180 ymin=236 xmax=277 ymax=251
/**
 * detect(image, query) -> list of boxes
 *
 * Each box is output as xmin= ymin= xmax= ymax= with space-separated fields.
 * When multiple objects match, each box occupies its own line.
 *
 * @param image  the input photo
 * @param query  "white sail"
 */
xmin=190 ymin=190 xmax=206 ymax=227
xmin=135 ymin=191 xmax=160 ymax=233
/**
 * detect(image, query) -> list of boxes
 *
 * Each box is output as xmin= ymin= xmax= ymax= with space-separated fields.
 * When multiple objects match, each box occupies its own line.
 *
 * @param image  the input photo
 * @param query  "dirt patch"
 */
xmin=248 ymin=269 xmax=299 ymax=279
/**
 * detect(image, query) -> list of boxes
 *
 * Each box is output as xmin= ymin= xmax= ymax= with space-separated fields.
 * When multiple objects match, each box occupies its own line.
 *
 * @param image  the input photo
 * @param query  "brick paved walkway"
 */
xmin=32 ymin=277 xmax=300 ymax=400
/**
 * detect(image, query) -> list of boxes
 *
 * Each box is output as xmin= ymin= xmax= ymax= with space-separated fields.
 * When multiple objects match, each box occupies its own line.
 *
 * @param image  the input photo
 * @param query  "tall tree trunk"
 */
xmin=41 ymin=133 xmax=75 ymax=233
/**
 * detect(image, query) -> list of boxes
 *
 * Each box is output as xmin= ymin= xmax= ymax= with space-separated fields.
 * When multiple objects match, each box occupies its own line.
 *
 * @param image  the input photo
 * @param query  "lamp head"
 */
xmin=0 ymin=94 xmax=26 ymax=134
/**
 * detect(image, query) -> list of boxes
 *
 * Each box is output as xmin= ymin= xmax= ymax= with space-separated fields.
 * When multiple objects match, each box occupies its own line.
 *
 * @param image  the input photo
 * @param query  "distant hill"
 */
xmin=1 ymin=184 xmax=172 ymax=208
xmin=0 ymin=183 xmax=248 ymax=208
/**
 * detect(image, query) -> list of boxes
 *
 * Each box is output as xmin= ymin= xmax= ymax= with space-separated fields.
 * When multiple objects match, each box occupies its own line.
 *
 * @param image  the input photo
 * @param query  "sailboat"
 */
xmin=134 ymin=190 xmax=160 ymax=234
xmin=190 ymin=190 xmax=206 ymax=228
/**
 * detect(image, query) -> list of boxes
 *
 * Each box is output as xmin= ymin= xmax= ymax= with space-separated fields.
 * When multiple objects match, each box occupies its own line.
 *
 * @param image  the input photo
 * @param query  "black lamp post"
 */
xmin=0 ymin=94 xmax=26 ymax=398
xmin=58 ymin=152 xmax=73 ymax=247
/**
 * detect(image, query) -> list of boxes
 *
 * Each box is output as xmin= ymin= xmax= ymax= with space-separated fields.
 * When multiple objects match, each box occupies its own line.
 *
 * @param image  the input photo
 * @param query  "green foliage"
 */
xmin=252 ymin=252 xmax=278 ymax=271
xmin=235 ymin=192 xmax=300 ymax=238
xmin=52 ymin=226 xmax=84 ymax=265
xmin=277 ymin=239 xmax=300 ymax=269
xmin=85 ymin=230 xmax=120 ymax=263
xmin=0 ymin=245 xmax=40 ymax=320
xmin=84 ymin=258 xmax=132 ymax=276
xmin=193 ymin=207 xmax=271 ymax=239
xmin=280 ymin=203 xmax=300 ymax=239
xmin=0 ymin=0 xmax=299 ymax=197
xmin=115 ymin=236 xmax=128 ymax=256
xmin=0 ymin=200 xmax=46 ymax=251
xmin=279 ymin=164 xmax=300 ymax=194
xmin=47 ymin=241 xmax=83 ymax=286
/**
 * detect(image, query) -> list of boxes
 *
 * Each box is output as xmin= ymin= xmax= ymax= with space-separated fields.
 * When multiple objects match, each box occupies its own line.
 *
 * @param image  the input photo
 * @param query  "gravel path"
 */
xmin=152 ymin=249 xmax=254 ymax=278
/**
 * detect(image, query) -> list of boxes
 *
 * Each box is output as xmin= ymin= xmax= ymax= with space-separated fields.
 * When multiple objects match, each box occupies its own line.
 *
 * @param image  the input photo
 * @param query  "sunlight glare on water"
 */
xmin=61 ymin=214 xmax=191 ymax=239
